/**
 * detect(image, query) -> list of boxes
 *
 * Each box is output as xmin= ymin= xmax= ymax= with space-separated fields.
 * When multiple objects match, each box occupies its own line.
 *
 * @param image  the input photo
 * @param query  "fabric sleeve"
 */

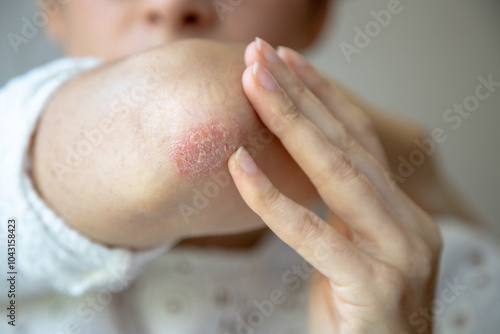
xmin=432 ymin=216 xmax=500 ymax=334
xmin=0 ymin=58 xmax=175 ymax=299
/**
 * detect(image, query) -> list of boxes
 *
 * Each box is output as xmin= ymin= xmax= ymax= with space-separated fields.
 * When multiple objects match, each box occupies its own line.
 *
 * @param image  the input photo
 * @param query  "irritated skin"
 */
xmin=31 ymin=40 xmax=318 ymax=249
xmin=172 ymin=118 xmax=243 ymax=181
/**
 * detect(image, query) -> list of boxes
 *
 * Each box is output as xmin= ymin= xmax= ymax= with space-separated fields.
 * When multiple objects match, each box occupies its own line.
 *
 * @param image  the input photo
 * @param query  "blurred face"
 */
xmin=47 ymin=0 xmax=329 ymax=59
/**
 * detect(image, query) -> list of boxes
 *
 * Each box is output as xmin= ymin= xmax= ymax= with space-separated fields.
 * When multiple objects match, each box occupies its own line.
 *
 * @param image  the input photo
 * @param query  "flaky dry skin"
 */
xmin=172 ymin=118 xmax=242 ymax=181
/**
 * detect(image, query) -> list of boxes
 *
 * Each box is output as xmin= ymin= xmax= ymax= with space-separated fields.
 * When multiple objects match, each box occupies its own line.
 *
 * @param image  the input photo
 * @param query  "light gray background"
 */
xmin=1 ymin=0 xmax=499 ymax=235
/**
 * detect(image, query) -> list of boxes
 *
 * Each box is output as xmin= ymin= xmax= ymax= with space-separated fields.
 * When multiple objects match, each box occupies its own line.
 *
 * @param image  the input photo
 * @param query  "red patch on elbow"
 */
xmin=172 ymin=118 xmax=242 ymax=181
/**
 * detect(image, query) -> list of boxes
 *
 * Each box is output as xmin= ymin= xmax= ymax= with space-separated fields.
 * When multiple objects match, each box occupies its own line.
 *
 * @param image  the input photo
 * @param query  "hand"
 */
xmin=253 ymin=39 xmax=477 ymax=223
xmin=310 ymin=72 xmax=477 ymax=224
xmin=228 ymin=38 xmax=443 ymax=333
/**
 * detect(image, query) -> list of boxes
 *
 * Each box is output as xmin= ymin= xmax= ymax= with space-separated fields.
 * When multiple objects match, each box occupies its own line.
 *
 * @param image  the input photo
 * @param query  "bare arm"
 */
xmin=30 ymin=39 xmax=317 ymax=249
xmin=31 ymin=38 xmax=475 ymax=253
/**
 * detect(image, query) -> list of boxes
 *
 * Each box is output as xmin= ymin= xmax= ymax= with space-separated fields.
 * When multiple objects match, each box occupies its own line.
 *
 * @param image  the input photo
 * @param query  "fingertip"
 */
xmin=234 ymin=146 xmax=259 ymax=175
xmin=228 ymin=146 xmax=264 ymax=201
xmin=276 ymin=46 xmax=288 ymax=59
xmin=227 ymin=147 xmax=240 ymax=174
xmin=276 ymin=47 xmax=293 ymax=66
xmin=245 ymin=40 xmax=259 ymax=67
xmin=276 ymin=46 xmax=310 ymax=70
xmin=242 ymin=64 xmax=257 ymax=91
xmin=228 ymin=146 xmax=260 ymax=179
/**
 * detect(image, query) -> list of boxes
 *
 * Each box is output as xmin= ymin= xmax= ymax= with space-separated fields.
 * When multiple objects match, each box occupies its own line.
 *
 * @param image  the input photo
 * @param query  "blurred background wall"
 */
xmin=1 ymin=0 xmax=499 ymax=235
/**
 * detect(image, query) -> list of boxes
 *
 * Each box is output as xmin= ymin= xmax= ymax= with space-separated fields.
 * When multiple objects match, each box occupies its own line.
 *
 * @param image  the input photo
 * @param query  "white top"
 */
xmin=0 ymin=59 xmax=499 ymax=334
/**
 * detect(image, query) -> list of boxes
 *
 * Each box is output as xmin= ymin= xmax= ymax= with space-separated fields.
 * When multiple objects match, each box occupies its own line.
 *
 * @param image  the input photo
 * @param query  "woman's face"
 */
xmin=48 ymin=0 xmax=329 ymax=59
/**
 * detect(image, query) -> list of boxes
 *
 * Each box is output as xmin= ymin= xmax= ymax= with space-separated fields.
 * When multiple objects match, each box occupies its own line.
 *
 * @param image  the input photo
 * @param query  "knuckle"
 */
xmin=294 ymin=210 xmax=325 ymax=250
xmin=280 ymin=95 xmax=302 ymax=122
xmin=301 ymin=211 xmax=324 ymax=240
xmin=384 ymin=171 xmax=400 ymax=193
xmin=312 ymin=148 xmax=361 ymax=186
xmin=330 ymin=150 xmax=360 ymax=182
xmin=411 ymin=255 xmax=433 ymax=281
xmin=261 ymin=184 xmax=282 ymax=211
xmin=413 ymin=238 xmax=439 ymax=279
xmin=396 ymin=234 xmax=439 ymax=282
xmin=290 ymin=78 xmax=309 ymax=99
xmin=348 ymin=108 xmax=378 ymax=146
xmin=375 ymin=263 xmax=408 ymax=301
xmin=311 ymin=72 xmax=329 ymax=94
xmin=338 ymin=124 xmax=358 ymax=153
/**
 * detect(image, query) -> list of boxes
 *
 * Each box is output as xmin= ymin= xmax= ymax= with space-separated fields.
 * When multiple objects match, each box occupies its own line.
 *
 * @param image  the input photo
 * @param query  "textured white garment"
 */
xmin=433 ymin=219 xmax=500 ymax=334
xmin=0 ymin=59 xmax=499 ymax=334
xmin=0 ymin=58 xmax=173 ymax=300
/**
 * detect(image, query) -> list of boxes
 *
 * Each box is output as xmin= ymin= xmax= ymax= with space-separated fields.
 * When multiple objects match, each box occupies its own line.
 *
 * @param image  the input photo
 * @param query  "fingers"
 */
xmin=276 ymin=49 xmax=441 ymax=243
xmin=243 ymin=61 xmax=409 ymax=250
xmin=276 ymin=46 xmax=388 ymax=169
xmin=246 ymin=40 xmax=386 ymax=169
xmin=246 ymin=39 xmax=349 ymax=149
xmin=228 ymin=146 xmax=371 ymax=285
xmin=244 ymin=39 xmax=435 ymax=245
xmin=246 ymin=39 xmax=404 ymax=213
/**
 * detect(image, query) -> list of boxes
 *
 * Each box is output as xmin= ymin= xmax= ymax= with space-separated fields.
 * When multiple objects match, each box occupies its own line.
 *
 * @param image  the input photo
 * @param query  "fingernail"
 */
xmin=253 ymin=62 xmax=280 ymax=91
xmin=255 ymin=37 xmax=280 ymax=63
xmin=235 ymin=146 xmax=259 ymax=174
xmin=277 ymin=46 xmax=309 ymax=67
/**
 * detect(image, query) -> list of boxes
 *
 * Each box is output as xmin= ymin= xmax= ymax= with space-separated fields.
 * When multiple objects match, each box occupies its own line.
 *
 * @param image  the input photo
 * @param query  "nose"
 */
xmin=143 ymin=0 xmax=216 ymax=31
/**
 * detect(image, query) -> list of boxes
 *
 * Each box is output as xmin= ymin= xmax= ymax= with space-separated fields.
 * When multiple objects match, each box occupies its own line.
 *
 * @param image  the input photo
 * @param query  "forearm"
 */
xmin=31 ymin=40 xmax=317 ymax=249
